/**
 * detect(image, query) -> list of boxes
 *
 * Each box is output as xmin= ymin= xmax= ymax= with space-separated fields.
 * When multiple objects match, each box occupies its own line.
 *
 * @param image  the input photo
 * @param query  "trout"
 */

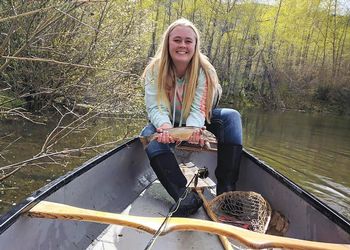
xmin=139 ymin=126 xmax=217 ymax=150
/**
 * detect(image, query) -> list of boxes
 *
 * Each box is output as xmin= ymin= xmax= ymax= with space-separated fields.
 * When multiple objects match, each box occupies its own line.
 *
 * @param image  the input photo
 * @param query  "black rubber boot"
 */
xmin=150 ymin=152 xmax=202 ymax=216
xmin=172 ymin=187 xmax=202 ymax=217
xmin=215 ymin=144 xmax=242 ymax=196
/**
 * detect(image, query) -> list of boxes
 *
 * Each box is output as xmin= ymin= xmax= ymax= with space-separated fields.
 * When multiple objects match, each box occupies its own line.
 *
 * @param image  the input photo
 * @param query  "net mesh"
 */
xmin=209 ymin=191 xmax=272 ymax=233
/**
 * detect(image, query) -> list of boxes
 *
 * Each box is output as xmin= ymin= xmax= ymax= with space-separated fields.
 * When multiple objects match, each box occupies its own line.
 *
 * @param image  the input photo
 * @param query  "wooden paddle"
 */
xmin=27 ymin=201 xmax=350 ymax=250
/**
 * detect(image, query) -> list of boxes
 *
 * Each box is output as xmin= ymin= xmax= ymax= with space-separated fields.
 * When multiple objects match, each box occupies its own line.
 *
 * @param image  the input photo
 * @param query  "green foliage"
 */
xmin=313 ymin=84 xmax=350 ymax=114
xmin=0 ymin=0 xmax=349 ymax=115
xmin=0 ymin=93 xmax=25 ymax=108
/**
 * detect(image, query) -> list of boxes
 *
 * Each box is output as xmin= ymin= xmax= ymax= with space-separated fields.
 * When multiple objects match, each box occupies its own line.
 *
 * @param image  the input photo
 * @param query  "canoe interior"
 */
xmin=87 ymin=181 xmax=245 ymax=250
xmin=0 ymin=138 xmax=349 ymax=250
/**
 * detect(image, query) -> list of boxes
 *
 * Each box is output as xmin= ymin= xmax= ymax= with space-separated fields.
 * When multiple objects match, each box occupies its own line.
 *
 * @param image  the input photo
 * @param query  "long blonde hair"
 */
xmin=143 ymin=18 xmax=220 ymax=123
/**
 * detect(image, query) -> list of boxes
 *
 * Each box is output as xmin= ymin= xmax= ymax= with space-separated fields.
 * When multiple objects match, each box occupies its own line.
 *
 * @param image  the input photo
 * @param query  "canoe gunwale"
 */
xmin=0 ymin=137 xmax=139 ymax=235
xmin=0 ymin=138 xmax=349 ymax=241
xmin=243 ymin=149 xmax=350 ymax=234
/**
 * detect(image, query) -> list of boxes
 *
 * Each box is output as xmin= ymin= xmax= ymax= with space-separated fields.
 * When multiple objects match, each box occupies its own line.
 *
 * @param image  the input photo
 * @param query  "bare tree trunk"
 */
xmin=148 ymin=2 xmax=160 ymax=58
xmin=311 ymin=28 xmax=321 ymax=66
xmin=206 ymin=18 xmax=217 ymax=60
xmin=205 ymin=0 xmax=220 ymax=59
xmin=250 ymin=48 xmax=262 ymax=90
xmin=335 ymin=15 xmax=350 ymax=78
xmin=231 ymin=22 xmax=251 ymax=97
xmin=321 ymin=0 xmax=332 ymax=69
xmin=212 ymin=0 xmax=238 ymax=64
xmin=300 ymin=27 xmax=314 ymax=69
xmin=191 ymin=0 xmax=197 ymax=22
xmin=331 ymin=0 xmax=338 ymax=82
xmin=265 ymin=0 xmax=283 ymax=108
xmin=224 ymin=38 xmax=233 ymax=99
xmin=166 ymin=0 xmax=172 ymax=26
xmin=177 ymin=0 xmax=184 ymax=18
xmin=243 ymin=34 xmax=258 ymax=84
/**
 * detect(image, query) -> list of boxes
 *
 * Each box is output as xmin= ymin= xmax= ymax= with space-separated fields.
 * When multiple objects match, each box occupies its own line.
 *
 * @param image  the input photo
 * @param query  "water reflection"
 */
xmin=1 ymin=110 xmax=349 ymax=221
xmin=242 ymin=110 xmax=350 ymax=219
xmin=0 ymin=115 xmax=147 ymax=215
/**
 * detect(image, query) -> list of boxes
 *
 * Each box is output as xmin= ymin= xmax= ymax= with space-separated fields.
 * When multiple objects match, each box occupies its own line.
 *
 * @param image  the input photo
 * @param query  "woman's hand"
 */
xmin=156 ymin=123 xmax=175 ymax=144
xmin=188 ymin=126 xmax=206 ymax=147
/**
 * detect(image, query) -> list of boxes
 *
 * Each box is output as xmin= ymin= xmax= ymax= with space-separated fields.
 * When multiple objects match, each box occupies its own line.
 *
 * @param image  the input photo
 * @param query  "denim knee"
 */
xmin=223 ymin=109 xmax=242 ymax=132
xmin=210 ymin=108 xmax=243 ymax=145
xmin=140 ymin=123 xmax=157 ymax=137
xmin=140 ymin=123 xmax=172 ymax=159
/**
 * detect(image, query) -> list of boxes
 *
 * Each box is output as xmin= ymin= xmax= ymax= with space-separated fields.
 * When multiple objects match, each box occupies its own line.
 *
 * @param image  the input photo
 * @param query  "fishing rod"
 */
xmin=144 ymin=167 xmax=209 ymax=250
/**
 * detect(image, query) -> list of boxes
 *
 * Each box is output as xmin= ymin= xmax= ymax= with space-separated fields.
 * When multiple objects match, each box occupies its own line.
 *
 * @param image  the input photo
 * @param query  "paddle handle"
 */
xmin=27 ymin=200 xmax=162 ymax=234
xmin=27 ymin=201 xmax=350 ymax=250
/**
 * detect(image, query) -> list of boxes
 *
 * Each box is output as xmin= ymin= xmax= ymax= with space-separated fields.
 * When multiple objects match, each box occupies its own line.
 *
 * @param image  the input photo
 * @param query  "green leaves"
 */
xmin=0 ymin=0 xmax=349 ymax=114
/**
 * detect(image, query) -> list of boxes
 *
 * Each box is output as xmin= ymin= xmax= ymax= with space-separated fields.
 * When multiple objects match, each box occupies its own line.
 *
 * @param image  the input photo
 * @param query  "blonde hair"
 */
xmin=143 ymin=18 xmax=220 ymax=123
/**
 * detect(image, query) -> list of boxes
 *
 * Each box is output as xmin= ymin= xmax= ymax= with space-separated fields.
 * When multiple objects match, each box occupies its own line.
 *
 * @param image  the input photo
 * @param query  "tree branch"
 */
xmin=1 ymin=56 xmax=137 ymax=76
xmin=0 ymin=139 xmax=123 ymax=181
xmin=0 ymin=6 xmax=54 ymax=23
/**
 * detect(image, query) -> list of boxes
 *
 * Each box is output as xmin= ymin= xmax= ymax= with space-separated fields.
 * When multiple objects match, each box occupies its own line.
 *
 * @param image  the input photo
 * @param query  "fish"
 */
xmin=139 ymin=126 xmax=217 ymax=151
xmin=217 ymin=215 xmax=252 ymax=227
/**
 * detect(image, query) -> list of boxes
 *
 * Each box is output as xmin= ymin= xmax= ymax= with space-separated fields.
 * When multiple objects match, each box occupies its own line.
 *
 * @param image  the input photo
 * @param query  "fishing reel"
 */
xmin=197 ymin=167 xmax=209 ymax=179
xmin=194 ymin=167 xmax=209 ymax=188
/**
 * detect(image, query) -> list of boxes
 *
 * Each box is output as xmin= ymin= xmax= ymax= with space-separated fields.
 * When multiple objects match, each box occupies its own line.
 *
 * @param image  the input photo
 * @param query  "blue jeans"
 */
xmin=140 ymin=108 xmax=242 ymax=159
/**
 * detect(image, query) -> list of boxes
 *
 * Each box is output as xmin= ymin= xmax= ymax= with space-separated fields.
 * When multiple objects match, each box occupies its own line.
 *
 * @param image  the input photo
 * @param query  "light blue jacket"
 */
xmin=144 ymin=67 xmax=208 ymax=128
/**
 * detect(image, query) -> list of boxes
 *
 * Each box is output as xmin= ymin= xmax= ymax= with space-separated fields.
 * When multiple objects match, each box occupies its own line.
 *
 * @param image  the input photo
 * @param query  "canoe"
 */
xmin=0 ymin=137 xmax=349 ymax=249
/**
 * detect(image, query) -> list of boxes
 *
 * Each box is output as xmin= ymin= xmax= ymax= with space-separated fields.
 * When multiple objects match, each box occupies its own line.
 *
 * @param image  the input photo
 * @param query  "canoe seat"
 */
xmin=179 ymin=162 xmax=216 ymax=188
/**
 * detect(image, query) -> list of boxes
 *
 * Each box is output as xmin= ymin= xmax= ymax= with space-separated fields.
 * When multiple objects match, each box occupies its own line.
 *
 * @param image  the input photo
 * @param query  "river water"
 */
xmin=0 ymin=110 xmax=349 ymax=220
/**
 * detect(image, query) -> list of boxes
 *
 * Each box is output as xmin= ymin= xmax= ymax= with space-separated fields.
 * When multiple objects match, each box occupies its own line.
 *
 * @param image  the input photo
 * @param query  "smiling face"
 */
xmin=168 ymin=25 xmax=197 ymax=72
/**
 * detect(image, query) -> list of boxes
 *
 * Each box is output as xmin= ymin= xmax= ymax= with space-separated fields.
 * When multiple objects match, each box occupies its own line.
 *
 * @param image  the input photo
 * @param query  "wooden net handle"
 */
xmin=196 ymin=188 xmax=233 ymax=250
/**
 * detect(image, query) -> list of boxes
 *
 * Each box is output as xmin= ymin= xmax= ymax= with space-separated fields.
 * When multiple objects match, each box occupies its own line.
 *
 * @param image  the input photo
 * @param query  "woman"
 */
xmin=140 ymin=18 xmax=242 ymax=217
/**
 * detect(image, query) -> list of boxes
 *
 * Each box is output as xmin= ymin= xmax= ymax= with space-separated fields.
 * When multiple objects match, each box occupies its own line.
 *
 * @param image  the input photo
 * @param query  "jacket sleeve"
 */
xmin=144 ymin=69 xmax=171 ymax=128
xmin=185 ymin=69 xmax=207 ymax=127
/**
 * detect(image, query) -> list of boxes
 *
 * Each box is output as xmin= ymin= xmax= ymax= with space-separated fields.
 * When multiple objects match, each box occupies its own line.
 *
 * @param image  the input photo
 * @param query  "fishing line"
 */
xmin=144 ymin=167 xmax=208 ymax=250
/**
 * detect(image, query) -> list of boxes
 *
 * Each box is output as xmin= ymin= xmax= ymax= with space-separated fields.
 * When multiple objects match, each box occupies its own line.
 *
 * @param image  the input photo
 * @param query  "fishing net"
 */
xmin=209 ymin=191 xmax=272 ymax=233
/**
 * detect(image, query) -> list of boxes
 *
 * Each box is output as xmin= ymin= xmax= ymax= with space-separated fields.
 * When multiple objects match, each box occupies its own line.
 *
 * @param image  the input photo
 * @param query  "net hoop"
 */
xmin=209 ymin=191 xmax=272 ymax=233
